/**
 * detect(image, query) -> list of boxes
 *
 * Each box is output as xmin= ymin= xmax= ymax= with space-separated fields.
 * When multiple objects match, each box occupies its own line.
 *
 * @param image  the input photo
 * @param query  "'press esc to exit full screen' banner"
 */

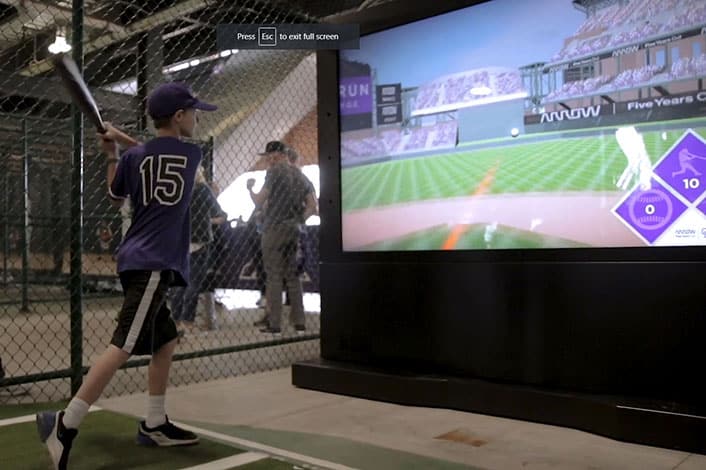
xmin=217 ymin=24 xmax=360 ymax=50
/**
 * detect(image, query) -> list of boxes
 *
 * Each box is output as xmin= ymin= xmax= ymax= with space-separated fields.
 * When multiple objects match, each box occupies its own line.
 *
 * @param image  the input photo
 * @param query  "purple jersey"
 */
xmin=109 ymin=136 xmax=202 ymax=285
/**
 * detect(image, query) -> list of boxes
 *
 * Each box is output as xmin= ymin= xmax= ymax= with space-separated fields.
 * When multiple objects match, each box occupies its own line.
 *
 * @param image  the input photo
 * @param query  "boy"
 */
xmin=36 ymin=82 xmax=217 ymax=470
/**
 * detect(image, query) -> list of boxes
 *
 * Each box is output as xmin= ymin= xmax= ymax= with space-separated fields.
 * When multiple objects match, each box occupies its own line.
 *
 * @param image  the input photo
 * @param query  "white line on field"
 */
xmin=0 ymin=405 xmax=102 ymax=428
xmin=171 ymin=420 xmax=358 ymax=470
xmin=177 ymin=451 xmax=268 ymax=469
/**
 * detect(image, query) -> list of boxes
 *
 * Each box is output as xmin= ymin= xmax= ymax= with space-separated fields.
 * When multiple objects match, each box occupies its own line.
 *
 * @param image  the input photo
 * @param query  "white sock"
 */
xmin=145 ymin=395 xmax=166 ymax=428
xmin=62 ymin=398 xmax=90 ymax=430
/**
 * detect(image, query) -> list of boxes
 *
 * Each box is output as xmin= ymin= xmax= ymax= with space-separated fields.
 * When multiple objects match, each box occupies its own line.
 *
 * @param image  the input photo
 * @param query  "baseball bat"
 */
xmin=51 ymin=53 xmax=106 ymax=133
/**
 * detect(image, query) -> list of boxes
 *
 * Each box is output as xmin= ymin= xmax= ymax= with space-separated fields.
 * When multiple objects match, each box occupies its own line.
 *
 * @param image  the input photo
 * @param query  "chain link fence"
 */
xmin=0 ymin=0 xmax=347 ymax=403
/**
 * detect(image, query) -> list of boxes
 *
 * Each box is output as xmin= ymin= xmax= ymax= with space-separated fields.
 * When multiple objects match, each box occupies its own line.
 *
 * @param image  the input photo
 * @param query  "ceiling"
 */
xmin=0 ymin=0 xmax=396 ymax=125
xmin=0 ymin=0 xmax=392 ymax=75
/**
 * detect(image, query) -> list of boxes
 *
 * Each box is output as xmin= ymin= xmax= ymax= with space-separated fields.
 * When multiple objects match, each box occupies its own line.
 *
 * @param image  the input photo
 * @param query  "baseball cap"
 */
xmin=147 ymin=82 xmax=217 ymax=119
xmin=258 ymin=140 xmax=288 ymax=155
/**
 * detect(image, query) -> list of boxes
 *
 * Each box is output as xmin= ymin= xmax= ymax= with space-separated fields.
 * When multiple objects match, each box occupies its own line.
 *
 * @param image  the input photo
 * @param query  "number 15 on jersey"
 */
xmin=139 ymin=155 xmax=188 ymax=206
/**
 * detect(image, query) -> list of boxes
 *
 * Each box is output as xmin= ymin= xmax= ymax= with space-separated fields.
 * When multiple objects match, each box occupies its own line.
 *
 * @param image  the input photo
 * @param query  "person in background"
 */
xmin=283 ymin=146 xmax=315 ymax=307
xmin=248 ymin=141 xmax=318 ymax=334
xmin=198 ymin=177 xmax=227 ymax=330
xmin=246 ymin=197 xmax=268 ymax=326
xmin=171 ymin=165 xmax=226 ymax=333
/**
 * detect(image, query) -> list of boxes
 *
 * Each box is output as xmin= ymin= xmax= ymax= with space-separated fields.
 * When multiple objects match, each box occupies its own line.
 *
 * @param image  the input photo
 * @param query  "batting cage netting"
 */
xmin=0 ymin=0 xmax=389 ymax=403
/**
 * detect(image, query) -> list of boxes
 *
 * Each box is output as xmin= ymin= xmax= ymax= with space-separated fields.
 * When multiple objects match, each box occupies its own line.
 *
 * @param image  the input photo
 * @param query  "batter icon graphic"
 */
xmin=671 ymin=148 xmax=706 ymax=178
xmin=653 ymin=131 xmax=706 ymax=204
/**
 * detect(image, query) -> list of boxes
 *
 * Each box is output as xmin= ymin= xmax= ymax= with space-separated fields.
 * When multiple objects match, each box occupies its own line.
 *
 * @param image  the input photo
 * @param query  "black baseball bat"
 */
xmin=51 ymin=53 xmax=106 ymax=133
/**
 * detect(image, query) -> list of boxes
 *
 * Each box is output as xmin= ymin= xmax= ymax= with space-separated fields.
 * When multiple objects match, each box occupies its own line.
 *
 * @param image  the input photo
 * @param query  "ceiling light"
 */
xmin=48 ymin=28 xmax=71 ymax=54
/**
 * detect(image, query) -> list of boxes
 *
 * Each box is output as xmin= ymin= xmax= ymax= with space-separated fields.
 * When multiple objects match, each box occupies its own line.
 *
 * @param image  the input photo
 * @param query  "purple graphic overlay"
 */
xmin=697 ymin=198 xmax=706 ymax=219
xmin=614 ymin=179 xmax=687 ymax=244
xmin=339 ymin=75 xmax=373 ymax=115
xmin=653 ymin=132 xmax=706 ymax=203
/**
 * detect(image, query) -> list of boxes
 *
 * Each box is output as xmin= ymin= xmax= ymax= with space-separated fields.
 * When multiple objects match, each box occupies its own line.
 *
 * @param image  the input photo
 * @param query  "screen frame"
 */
xmin=318 ymin=0 xmax=706 ymax=263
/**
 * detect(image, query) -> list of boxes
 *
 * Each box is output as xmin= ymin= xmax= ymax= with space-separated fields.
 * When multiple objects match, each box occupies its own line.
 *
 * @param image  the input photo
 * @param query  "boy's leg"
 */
xmin=37 ymin=270 xmax=168 ymax=469
xmin=143 ymin=338 xmax=176 ymax=429
xmin=136 ymin=302 xmax=198 ymax=447
xmin=36 ymin=345 xmax=130 ymax=470
xmin=76 ymin=346 xmax=131 ymax=405
xmin=148 ymin=338 xmax=176 ymax=397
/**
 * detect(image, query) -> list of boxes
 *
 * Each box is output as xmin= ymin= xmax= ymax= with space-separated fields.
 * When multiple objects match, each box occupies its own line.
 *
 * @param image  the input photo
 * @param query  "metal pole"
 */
xmin=21 ymin=119 xmax=29 ymax=312
xmin=69 ymin=0 xmax=85 ymax=395
xmin=2 ymin=173 xmax=8 ymax=285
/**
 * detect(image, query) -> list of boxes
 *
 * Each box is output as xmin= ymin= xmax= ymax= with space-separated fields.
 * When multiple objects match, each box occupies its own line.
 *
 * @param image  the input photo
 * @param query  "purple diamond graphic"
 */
xmin=653 ymin=131 xmax=706 ymax=203
xmin=614 ymin=179 xmax=687 ymax=244
xmin=698 ymin=199 xmax=706 ymax=218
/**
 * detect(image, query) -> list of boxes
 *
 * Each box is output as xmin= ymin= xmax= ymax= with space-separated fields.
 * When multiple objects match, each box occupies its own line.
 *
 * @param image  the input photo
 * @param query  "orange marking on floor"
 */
xmin=441 ymin=163 xmax=499 ymax=250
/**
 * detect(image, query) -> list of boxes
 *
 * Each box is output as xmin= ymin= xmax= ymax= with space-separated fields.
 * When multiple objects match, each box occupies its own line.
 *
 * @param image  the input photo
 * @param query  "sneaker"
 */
xmin=294 ymin=324 xmax=306 ymax=333
xmin=137 ymin=418 xmax=199 ymax=447
xmin=260 ymin=326 xmax=282 ymax=334
xmin=36 ymin=411 xmax=78 ymax=470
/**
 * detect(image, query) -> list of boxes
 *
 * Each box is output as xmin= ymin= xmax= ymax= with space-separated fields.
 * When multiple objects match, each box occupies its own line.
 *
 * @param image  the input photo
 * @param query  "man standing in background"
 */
xmin=249 ymin=141 xmax=317 ymax=334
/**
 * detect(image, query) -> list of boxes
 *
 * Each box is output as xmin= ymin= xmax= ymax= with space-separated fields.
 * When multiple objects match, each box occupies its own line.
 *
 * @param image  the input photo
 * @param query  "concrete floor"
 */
xmin=98 ymin=368 xmax=706 ymax=470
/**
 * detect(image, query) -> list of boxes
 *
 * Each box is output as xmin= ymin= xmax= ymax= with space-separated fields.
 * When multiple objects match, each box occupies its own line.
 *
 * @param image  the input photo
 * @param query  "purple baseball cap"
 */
xmin=147 ymin=82 xmax=217 ymax=119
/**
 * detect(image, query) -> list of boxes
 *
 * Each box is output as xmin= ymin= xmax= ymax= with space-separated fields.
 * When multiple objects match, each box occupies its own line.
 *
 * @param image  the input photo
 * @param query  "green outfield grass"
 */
xmin=361 ymin=224 xmax=588 ymax=251
xmin=342 ymin=126 xmax=706 ymax=212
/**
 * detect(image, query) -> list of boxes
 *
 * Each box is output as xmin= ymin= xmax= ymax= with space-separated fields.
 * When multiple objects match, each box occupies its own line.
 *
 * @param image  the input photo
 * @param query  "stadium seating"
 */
xmin=341 ymin=136 xmax=384 ymax=160
xmin=412 ymin=68 xmax=523 ymax=113
xmin=431 ymin=121 xmax=458 ymax=148
xmin=612 ymin=64 xmax=664 ymax=88
xmin=543 ymin=51 xmax=706 ymax=103
xmin=550 ymin=0 xmax=704 ymax=63
xmin=541 ymin=62 xmax=684 ymax=103
xmin=341 ymin=121 xmax=458 ymax=163
xmin=403 ymin=126 xmax=432 ymax=151
xmin=670 ymin=53 xmax=706 ymax=79
xmin=543 ymin=74 xmax=612 ymax=102
xmin=381 ymin=130 xmax=402 ymax=154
